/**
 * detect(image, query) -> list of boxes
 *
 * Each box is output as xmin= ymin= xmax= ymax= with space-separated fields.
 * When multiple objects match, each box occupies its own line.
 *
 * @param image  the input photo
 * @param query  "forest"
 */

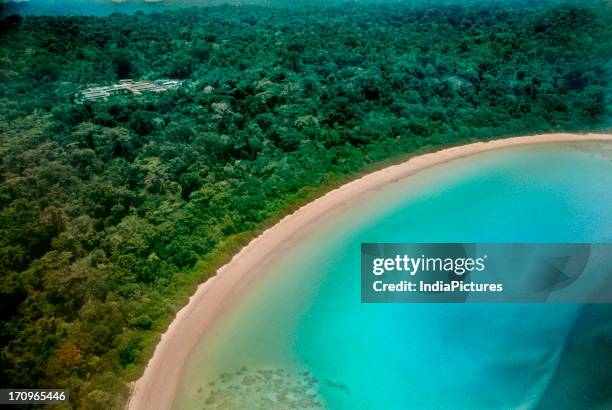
xmin=0 ymin=1 xmax=611 ymax=408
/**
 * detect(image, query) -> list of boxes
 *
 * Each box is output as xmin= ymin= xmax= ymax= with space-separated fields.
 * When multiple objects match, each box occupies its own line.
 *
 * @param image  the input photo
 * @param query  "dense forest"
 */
xmin=0 ymin=1 xmax=611 ymax=408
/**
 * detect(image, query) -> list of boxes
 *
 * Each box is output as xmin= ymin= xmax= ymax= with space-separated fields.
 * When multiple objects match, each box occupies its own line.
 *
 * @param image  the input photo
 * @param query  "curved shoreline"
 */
xmin=128 ymin=133 xmax=612 ymax=410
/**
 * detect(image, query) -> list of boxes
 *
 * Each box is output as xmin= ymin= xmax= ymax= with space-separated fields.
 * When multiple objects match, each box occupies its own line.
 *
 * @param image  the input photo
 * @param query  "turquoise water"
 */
xmin=1 ymin=0 xmax=405 ymax=17
xmin=173 ymin=142 xmax=612 ymax=409
xmin=0 ymin=0 xmax=579 ymax=17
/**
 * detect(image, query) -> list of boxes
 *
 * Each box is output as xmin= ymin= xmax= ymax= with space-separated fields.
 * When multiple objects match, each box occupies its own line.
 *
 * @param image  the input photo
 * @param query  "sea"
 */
xmin=172 ymin=141 xmax=612 ymax=409
xmin=2 ymin=0 xmax=394 ymax=17
xmin=0 ymin=0 xmax=584 ymax=17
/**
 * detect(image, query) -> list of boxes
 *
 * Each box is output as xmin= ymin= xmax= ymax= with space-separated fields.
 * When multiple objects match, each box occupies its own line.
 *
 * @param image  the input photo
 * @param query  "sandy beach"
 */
xmin=127 ymin=133 xmax=612 ymax=410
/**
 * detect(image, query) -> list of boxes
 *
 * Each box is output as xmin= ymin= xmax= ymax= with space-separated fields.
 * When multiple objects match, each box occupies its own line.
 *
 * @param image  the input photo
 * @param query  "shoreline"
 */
xmin=127 ymin=133 xmax=612 ymax=410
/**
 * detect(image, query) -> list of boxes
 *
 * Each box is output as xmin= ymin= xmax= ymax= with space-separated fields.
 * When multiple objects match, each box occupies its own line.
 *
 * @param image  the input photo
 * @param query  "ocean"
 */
xmin=0 ymin=0 xmax=584 ymax=17
xmin=173 ymin=142 xmax=612 ymax=409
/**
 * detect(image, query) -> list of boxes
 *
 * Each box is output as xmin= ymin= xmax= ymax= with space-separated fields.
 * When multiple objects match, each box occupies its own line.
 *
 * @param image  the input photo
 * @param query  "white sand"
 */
xmin=127 ymin=133 xmax=612 ymax=410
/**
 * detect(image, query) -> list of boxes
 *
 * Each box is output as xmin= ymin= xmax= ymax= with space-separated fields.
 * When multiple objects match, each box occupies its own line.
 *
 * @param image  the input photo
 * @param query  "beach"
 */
xmin=128 ymin=133 xmax=612 ymax=410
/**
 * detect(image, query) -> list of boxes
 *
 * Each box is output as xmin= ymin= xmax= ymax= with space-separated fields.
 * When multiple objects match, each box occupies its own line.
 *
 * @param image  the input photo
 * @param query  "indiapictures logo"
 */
xmin=361 ymin=243 xmax=612 ymax=303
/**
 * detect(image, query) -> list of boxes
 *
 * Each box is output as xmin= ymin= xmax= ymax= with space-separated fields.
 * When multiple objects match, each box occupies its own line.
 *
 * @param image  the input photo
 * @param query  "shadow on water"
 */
xmin=536 ymin=304 xmax=612 ymax=410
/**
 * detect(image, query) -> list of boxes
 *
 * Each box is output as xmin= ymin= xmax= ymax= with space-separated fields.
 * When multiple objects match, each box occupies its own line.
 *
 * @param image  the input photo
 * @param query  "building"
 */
xmin=77 ymin=79 xmax=183 ymax=102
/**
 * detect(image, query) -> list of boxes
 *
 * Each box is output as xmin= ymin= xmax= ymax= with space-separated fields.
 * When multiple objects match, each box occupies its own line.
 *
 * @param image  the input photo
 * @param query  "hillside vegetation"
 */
xmin=1 ymin=2 xmax=610 ymax=408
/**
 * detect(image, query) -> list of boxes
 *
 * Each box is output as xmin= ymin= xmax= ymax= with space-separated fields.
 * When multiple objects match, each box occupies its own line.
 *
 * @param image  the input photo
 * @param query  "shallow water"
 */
xmin=173 ymin=142 xmax=612 ymax=410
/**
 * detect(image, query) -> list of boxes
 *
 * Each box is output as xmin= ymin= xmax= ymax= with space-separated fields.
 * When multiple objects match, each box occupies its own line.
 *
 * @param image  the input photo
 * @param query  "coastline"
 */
xmin=127 ymin=132 xmax=612 ymax=410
